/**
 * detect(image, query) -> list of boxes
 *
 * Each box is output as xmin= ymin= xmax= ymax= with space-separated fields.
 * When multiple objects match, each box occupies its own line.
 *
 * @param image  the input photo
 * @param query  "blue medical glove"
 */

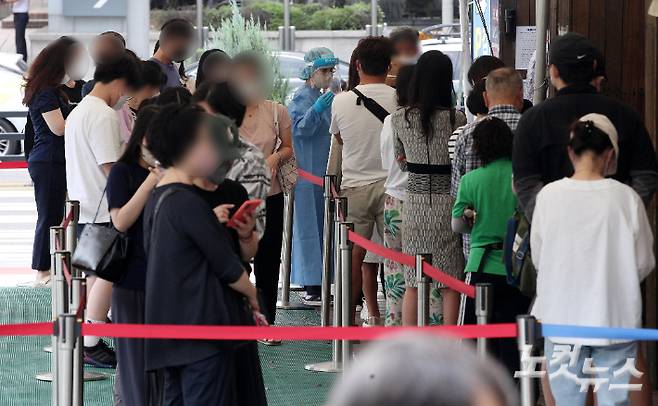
xmin=312 ymin=91 xmax=335 ymax=114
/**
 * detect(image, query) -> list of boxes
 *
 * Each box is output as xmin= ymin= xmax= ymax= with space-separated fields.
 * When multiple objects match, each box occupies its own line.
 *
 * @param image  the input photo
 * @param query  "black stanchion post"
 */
xmin=304 ymin=196 xmax=347 ymax=373
xmin=516 ymin=315 xmax=538 ymax=406
xmin=320 ymin=175 xmax=336 ymax=326
xmin=475 ymin=283 xmax=493 ymax=359
xmin=57 ymin=313 xmax=76 ymax=406
xmin=415 ymin=254 xmax=432 ymax=327
xmin=340 ymin=222 xmax=354 ymax=368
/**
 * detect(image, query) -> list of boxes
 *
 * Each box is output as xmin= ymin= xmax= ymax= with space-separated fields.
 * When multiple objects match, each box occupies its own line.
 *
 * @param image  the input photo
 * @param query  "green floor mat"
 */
xmin=0 ymin=288 xmax=336 ymax=406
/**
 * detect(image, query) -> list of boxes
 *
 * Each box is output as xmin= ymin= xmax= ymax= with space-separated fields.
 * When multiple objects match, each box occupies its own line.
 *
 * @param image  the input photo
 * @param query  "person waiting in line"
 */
xmin=451 ymin=68 xmax=523 ymax=261
xmin=392 ymin=50 xmax=466 ymax=326
xmin=143 ymin=104 xmax=261 ymax=405
xmin=513 ymin=33 xmax=658 ymax=220
xmin=379 ymin=65 xmax=418 ymax=326
xmin=65 ymin=53 xmax=143 ymax=368
xmin=82 ymin=31 xmax=126 ymax=97
xmin=452 ymin=117 xmax=531 ymax=377
xmin=22 ymin=37 xmax=87 ymax=286
xmin=151 ymin=19 xmax=195 ymax=90
xmin=386 ymin=27 xmax=420 ymax=87
xmin=195 ymin=81 xmax=271 ymax=238
xmin=155 ymin=86 xmax=192 ymax=106
xmin=531 ymin=114 xmax=655 ymax=406
xmin=287 ymin=47 xmax=339 ymax=306
xmin=116 ymin=60 xmax=166 ymax=143
xmin=192 ymin=113 xmax=267 ymax=406
xmin=106 ymin=105 xmax=163 ymax=405
xmin=330 ymin=37 xmax=397 ymax=326
xmin=327 ymin=334 xmax=518 ymax=406
xmin=194 ymin=49 xmax=232 ymax=89
xmin=231 ymin=52 xmax=294 ymax=343
xmin=448 ymin=80 xmax=488 ymax=163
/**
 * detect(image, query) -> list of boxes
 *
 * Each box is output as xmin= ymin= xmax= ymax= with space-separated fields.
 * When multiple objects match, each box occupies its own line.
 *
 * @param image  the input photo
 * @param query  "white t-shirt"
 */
xmin=65 ymin=95 xmax=122 ymax=224
xmin=12 ymin=0 xmax=29 ymax=13
xmin=330 ymin=83 xmax=397 ymax=188
xmin=380 ymin=115 xmax=407 ymax=201
xmin=530 ymin=178 xmax=655 ymax=346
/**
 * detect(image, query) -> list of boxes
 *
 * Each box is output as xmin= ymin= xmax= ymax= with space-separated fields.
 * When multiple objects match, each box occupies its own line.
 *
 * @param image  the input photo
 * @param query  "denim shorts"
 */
xmin=544 ymin=339 xmax=640 ymax=406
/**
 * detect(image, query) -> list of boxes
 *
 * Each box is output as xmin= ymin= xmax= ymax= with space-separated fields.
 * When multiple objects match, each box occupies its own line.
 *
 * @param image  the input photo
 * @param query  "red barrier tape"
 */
xmin=297 ymin=169 xmax=324 ymax=187
xmin=0 ymin=322 xmax=53 ymax=336
xmin=295 ymin=168 xmax=475 ymax=297
xmin=0 ymin=161 xmax=27 ymax=169
xmin=0 ymin=322 xmax=511 ymax=340
xmin=347 ymin=231 xmax=476 ymax=298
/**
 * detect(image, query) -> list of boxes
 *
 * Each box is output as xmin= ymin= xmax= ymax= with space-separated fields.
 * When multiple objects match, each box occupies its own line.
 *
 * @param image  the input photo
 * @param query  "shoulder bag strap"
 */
xmin=91 ymin=187 xmax=107 ymax=224
xmin=352 ymin=88 xmax=390 ymax=123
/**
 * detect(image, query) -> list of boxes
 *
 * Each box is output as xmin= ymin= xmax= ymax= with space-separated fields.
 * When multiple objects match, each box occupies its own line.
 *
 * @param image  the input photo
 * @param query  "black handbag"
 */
xmin=72 ymin=188 xmax=129 ymax=283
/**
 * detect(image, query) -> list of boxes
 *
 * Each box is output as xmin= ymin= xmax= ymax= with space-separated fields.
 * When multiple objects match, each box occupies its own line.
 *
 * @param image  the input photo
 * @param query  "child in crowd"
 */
xmin=531 ymin=114 xmax=655 ymax=405
xmin=452 ymin=117 xmax=531 ymax=376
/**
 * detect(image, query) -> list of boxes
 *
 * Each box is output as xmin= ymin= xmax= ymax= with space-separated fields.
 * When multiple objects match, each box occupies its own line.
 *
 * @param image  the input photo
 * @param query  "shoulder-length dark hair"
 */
xmin=118 ymin=105 xmax=162 ymax=165
xmin=23 ymin=36 xmax=79 ymax=106
xmin=406 ymin=50 xmax=454 ymax=138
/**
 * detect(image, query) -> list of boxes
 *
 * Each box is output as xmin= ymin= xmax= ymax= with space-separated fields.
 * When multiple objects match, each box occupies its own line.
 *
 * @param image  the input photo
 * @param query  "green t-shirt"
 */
xmin=452 ymin=159 xmax=517 ymax=275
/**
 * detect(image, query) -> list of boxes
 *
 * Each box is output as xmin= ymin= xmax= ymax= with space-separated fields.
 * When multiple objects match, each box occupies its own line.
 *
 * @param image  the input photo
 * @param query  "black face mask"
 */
xmin=207 ymin=115 xmax=243 ymax=185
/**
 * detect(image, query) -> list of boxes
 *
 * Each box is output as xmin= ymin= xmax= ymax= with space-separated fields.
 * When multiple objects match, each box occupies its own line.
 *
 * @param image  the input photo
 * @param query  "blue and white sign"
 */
xmin=63 ymin=0 xmax=127 ymax=17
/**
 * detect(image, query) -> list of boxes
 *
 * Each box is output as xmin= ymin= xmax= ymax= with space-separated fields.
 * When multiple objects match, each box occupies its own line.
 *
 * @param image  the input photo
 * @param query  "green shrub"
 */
xmin=208 ymin=0 xmax=289 ymax=104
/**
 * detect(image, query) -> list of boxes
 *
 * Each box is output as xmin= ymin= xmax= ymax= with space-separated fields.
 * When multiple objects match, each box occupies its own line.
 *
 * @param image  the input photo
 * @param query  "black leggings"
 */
xmin=254 ymin=193 xmax=284 ymax=324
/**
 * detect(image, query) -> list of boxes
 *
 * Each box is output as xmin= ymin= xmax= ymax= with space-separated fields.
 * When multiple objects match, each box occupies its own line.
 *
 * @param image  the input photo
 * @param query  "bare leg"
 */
xmin=362 ymin=262 xmax=380 ymax=321
xmin=541 ymin=362 xmax=555 ymax=406
xmin=441 ymin=289 xmax=460 ymax=325
xmin=35 ymin=270 xmax=50 ymax=283
xmin=350 ymin=245 xmax=367 ymax=325
xmin=402 ymin=287 xmax=418 ymax=326
xmin=84 ymin=277 xmax=113 ymax=346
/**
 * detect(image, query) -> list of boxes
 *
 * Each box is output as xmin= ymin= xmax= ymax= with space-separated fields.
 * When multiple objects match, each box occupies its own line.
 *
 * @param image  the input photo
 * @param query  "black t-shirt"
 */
xmin=143 ymin=183 xmax=245 ymax=370
xmin=106 ymin=161 xmax=149 ymax=291
xmin=27 ymin=88 xmax=73 ymax=163
xmin=25 ymin=81 xmax=84 ymax=160
xmin=194 ymin=179 xmax=249 ymax=257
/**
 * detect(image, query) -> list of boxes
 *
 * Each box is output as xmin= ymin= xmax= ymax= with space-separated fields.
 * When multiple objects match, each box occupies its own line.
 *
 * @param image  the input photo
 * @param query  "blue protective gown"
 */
xmin=289 ymin=85 xmax=332 ymax=287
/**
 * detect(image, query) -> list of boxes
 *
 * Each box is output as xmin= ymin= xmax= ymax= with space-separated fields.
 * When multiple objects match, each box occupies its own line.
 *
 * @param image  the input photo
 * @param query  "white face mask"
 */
xmin=112 ymin=95 xmax=130 ymax=111
xmin=398 ymin=55 xmax=419 ymax=66
xmin=141 ymin=145 xmax=158 ymax=167
xmin=60 ymin=74 xmax=71 ymax=85
xmin=67 ymin=57 xmax=89 ymax=81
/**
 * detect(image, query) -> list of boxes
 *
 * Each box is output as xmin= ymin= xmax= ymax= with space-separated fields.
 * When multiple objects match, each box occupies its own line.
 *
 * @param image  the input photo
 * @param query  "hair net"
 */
xmin=300 ymin=47 xmax=339 ymax=80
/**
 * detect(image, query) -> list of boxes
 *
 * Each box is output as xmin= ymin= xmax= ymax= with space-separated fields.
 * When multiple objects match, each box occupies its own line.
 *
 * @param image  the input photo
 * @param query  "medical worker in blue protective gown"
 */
xmin=289 ymin=47 xmax=339 ymax=305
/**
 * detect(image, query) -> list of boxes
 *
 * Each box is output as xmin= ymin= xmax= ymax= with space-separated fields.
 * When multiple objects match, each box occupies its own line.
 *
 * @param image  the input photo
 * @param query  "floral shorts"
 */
xmin=383 ymin=195 xmax=443 ymax=325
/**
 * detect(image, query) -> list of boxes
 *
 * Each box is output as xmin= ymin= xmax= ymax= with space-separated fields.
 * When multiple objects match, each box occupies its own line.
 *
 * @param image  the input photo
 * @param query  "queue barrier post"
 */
xmin=35 ymin=228 xmax=65 ymax=395
xmin=277 ymin=190 xmax=310 ymax=310
xmin=304 ymin=196 xmax=347 ymax=373
xmin=64 ymin=201 xmax=80 ymax=277
xmin=416 ymin=254 xmax=432 ymax=327
xmin=43 ymin=226 xmax=65 ymax=358
xmin=69 ymin=277 xmax=107 ymax=404
xmin=56 ymin=313 xmax=77 ymax=406
xmin=340 ymin=222 xmax=355 ymax=368
xmin=475 ymin=283 xmax=493 ymax=360
xmin=516 ymin=315 xmax=538 ymax=406
xmin=320 ymin=175 xmax=336 ymax=326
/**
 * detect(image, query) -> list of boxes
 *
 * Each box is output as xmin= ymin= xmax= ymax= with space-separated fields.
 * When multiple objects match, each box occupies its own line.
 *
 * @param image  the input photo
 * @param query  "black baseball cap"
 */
xmin=549 ymin=33 xmax=597 ymax=66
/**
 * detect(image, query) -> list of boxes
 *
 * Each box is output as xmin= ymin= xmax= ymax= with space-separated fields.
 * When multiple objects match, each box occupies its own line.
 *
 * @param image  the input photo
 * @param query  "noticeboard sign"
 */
xmin=63 ymin=0 xmax=127 ymax=17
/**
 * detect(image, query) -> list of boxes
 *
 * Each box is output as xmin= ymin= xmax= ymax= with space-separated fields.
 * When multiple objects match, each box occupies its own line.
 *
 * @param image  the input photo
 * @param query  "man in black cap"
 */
xmin=513 ymin=33 xmax=658 ymax=218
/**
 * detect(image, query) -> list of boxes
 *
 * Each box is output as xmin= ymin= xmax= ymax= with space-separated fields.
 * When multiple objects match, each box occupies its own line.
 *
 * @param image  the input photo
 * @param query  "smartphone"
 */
xmin=226 ymin=199 xmax=263 ymax=229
